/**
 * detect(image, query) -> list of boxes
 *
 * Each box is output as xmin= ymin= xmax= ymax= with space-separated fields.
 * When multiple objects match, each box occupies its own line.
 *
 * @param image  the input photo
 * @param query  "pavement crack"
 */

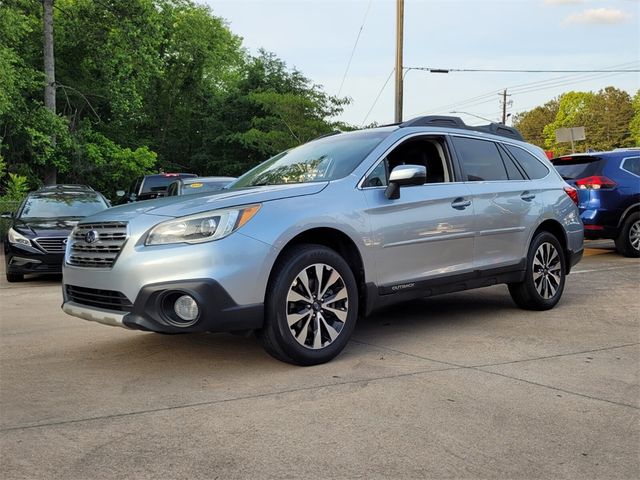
xmin=472 ymin=368 xmax=640 ymax=410
xmin=470 ymin=342 xmax=640 ymax=369
xmin=348 ymin=339 xmax=640 ymax=410
xmin=349 ymin=338 xmax=464 ymax=368
xmin=0 ymin=365 xmax=462 ymax=433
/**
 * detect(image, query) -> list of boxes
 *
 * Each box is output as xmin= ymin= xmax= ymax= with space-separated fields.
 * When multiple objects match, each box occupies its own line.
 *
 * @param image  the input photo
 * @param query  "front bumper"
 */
xmin=4 ymin=244 xmax=64 ymax=274
xmin=62 ymin=226 xmax=277 ymax=333
xmin=62 ymin=279 xmax=263 ymax=333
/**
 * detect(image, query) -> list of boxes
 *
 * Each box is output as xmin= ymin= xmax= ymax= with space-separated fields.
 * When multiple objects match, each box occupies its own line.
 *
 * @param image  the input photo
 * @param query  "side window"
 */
xmin=363 ymin=137 xmax=451 ymax=187
xmin=452 ymin=137 xmax=508 ymax=181
xmin=498 ymin=145 xmax=525 ymax=180
xmin=621 ymin=156 xmax=640 ymax=176
xmin=504 ymin=145 xmax=549 ymax=179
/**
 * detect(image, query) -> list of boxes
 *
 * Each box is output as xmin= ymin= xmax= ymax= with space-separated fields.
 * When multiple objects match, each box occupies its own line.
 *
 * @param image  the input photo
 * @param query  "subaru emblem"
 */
xmin=85 ymin=230 xmax=99 ymax=244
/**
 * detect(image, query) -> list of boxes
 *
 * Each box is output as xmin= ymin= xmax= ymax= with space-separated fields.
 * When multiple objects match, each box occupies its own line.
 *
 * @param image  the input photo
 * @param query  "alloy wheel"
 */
xmin=630 ymin=220 xmax=640 ymax=252
xmin=285 ymin=263 xmax=349 ymax=349
xmin=532 ymin=242 xmax=562 ymax=300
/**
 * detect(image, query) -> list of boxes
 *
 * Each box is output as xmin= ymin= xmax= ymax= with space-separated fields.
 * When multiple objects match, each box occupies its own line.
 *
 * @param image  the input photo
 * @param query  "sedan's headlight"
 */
xmin=7 ymin=227 xmax=32 ymax=247
xmin=145 ymin=204 xmax=261 ymax=246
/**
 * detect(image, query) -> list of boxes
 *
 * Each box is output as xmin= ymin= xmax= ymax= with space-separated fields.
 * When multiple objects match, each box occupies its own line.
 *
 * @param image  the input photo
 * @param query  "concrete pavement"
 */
xmin=1 ymin=241 xmax=638 ymax=479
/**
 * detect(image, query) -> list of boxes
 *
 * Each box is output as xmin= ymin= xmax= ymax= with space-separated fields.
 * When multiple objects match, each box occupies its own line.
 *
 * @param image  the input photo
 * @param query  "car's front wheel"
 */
xmin=257 ymin=245 xmax=358 ymax=366
xmin=508 ymin=231 xmax=566 ymax=310
xmin=615 ymin=213 xmax=640 ymax=258
xmin=5 ymin=271 xmax=23 ymax=283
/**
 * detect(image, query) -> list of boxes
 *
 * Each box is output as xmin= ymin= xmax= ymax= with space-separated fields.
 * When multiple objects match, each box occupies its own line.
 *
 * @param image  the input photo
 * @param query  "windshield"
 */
xmin=19 ymin=193 xmax=108 ymax=219
xmin=229 ymin=130 xmax=391 ymax=188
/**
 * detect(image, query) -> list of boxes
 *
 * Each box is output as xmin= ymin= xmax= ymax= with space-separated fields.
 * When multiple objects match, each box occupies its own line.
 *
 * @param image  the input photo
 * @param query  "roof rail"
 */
xmin=400 ymin=115 xmax=524 ymax=141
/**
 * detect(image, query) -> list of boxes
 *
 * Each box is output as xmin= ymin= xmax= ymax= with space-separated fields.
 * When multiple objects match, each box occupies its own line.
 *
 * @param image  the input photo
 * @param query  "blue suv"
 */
xmin=552 ymin=149 xmax=640 ymax=257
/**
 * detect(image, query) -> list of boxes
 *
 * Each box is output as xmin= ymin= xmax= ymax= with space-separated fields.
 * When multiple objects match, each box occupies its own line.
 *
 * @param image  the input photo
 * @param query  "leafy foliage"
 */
xmin=515 ymin=87 xmax=638 ymax=155
xmin=0 ymin=0 xmax=348 ymax=197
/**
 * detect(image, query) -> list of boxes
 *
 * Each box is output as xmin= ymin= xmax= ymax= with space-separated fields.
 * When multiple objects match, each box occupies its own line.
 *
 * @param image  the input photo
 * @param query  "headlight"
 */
xmin=145 ymin=204 xmax=261 ymax=246
xmin=7 ymin=227 xmax=32 ymax=247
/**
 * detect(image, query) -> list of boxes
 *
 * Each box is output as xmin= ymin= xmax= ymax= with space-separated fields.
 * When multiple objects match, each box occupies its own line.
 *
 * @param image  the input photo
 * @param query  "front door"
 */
xmin=361 ymin=135 xmax=475 ymax=290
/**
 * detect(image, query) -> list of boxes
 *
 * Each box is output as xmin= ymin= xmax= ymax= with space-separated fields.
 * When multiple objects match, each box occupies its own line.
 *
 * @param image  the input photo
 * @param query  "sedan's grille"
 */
xmin=67 ymin=222 xmax=128 ymax=268
xmin=34 ymin=237 xmax=68 ymax=253
xmin=66 ymin=285 xmax=133 ymax=312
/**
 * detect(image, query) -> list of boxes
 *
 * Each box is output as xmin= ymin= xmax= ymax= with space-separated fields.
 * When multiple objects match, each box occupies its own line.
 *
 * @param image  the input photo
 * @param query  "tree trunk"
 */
xmin=43 ymin=0 xmax=57 ymax=185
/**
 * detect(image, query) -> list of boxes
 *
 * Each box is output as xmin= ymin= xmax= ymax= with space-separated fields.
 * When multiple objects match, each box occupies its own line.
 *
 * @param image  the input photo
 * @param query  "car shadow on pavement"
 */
xmin=63 ymin=286 xmax=518 ymax=372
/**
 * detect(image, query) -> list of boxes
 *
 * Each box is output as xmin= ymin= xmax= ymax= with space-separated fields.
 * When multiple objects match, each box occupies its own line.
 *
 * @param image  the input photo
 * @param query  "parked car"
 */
xmin=551 ymin=148 xmax=639 ymax=257
xmin=3 ymin=187 xmax=110 ymax=282
xmin=116 ymin=173 xmax=198 ymax=203
xmin=61 ymin=116 xmax=583 ymax=365
xmin=166 ymin=176 xmax=236 ymax=196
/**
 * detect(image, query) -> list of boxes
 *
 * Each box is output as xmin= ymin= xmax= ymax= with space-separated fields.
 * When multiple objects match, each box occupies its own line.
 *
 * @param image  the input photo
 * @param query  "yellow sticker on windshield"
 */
xmin=189 ymin=183 xmax=204 ymax=188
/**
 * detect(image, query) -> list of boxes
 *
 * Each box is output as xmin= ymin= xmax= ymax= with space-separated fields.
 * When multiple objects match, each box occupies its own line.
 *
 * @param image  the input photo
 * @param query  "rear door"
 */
xmin=450 ymin=136 xmax=542 ymax=270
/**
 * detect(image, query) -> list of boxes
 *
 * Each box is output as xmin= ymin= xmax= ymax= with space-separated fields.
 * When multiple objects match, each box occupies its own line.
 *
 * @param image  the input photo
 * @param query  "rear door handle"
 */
xmin=520 ymin=191 xmax=536 ymax=201
xmin=451 ymin=198 xmax=471 ymax=210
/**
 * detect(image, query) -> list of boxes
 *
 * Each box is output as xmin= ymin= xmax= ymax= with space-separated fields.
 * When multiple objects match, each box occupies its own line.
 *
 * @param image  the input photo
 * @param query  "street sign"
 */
xmin=556 ymin=127 xmax=586 ymax=143
xmin=555 ymin=126 xmax=586 ymax=153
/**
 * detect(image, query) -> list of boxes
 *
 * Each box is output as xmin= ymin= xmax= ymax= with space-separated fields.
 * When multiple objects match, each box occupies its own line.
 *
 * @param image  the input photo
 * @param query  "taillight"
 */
xmin=574 ymin=176 xmax=616 ymax=190
xmin=564 ymin=186 xmax=579 ymax=206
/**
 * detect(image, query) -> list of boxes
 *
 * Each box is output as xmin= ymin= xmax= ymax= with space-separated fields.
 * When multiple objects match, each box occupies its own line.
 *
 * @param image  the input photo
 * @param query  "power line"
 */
xmin=404 ymin=61 xmax=639 ymax=118
xmin=361 ymin=69 xmax=395 ymax=127
xmin=405 ymin=67 xmax=640 ymax=74
xmin=337 ymin=0 xmax=373 ymax=97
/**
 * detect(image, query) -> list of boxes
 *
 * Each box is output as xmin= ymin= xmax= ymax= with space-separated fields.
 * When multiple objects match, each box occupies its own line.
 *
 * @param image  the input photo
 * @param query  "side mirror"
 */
xmin=115 ymin=190 xmax=125 ymax=197
xmin=385 ymin=164 xmax=427 ymax=200
xmin=1 ymin=211 xmax=13 ymax=219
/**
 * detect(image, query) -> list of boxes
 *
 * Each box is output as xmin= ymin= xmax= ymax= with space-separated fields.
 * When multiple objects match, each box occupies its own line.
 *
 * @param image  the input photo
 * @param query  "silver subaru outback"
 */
xmin=62 ymin=116 xmax=584 ymax=365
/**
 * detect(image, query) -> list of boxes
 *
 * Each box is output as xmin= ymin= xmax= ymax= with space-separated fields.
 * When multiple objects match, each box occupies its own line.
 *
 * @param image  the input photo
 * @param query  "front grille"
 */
xmin=66 ymin=285 xmax=133 ymax=312
xmin=34 ymin=237 xmax=68 ymax=253
xmin=67 ymin=222 xmax=128 ymax=268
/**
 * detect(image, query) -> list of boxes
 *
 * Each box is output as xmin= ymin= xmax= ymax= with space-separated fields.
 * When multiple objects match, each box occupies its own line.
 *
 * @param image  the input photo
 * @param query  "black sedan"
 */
xmin=3 ymin=188 xmax=110 ymax=282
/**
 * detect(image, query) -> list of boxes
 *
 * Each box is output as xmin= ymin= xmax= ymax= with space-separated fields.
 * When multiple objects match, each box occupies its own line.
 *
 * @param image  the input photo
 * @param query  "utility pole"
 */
xmin=43 ymin=0 xmax=56 ymax=185
xmin=500 ymin=88 xmax=512 ymax=125
xmin=501 ymin=89 xmax=507 ymax=124
xmin=394 ymin=0 xmax=404 ymax=123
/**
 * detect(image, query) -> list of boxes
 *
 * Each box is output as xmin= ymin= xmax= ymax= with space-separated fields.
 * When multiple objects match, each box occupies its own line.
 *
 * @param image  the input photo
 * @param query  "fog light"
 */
xmin=174 ymin=295 xmax=199 ymax=322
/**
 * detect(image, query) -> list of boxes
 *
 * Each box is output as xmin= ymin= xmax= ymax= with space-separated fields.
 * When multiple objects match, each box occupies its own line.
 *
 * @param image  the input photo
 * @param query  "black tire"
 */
xmin=257 ymin=244 xmax=359 ymax=366
xmin=5 ymin=271 xmax=24 ymax=283
xmin=508 ymin=231 xmax=566 ymax=311
xmin=614 ymin=213 xmax=640 ymax=258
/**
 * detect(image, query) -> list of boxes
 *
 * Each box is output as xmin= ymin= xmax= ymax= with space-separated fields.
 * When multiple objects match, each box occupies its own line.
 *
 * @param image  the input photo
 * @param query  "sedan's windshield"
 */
xmin=229 ymin=129 xmax=392 ymax=188
xmin=19 ymin=193 xmax=108 ymax=219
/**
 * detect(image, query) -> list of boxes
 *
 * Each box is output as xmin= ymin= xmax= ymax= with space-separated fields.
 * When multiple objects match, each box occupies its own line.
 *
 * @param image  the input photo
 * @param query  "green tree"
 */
xmin=513 ymin=99 xmax=559 ymax=149
xmin=630 ymin=90 xmax=640 ymax=146
xmin=587 ymin=87 xmax=634 ymax=150
xmin=543 ymin=91 xmax=595 ymax=154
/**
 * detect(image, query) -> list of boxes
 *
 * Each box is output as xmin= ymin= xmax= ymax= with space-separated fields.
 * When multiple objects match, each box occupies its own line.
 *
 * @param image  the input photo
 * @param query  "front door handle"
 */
xmin=451 ymin=198 xmax=471 ymax=210
xmin=521 ymin=191 xmax=536 ymax=201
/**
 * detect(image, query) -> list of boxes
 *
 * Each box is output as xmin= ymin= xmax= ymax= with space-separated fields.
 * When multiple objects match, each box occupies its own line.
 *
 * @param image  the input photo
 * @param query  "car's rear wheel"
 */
xmin=508 ymin=231 xmax=566 ymax=310
xmin=257 ymin=244 xmax=358 ymax=366
xmin=615 ymin=213 xmax=640 ymax=258
xmin=5 ymin=271 xmax=24 ymax=283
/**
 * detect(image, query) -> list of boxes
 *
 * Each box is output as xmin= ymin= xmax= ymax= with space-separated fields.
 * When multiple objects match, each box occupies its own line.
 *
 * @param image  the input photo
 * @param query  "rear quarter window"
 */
xmin=504 ymin=145 xmax=549 ymax=179
xmin=621 ymin=156 xmax=640 ymax=176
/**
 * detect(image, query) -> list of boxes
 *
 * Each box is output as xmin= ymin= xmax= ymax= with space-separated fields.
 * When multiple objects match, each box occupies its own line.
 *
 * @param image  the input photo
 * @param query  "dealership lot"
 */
xmin=1 ymin=241 xmax=638 ymax=479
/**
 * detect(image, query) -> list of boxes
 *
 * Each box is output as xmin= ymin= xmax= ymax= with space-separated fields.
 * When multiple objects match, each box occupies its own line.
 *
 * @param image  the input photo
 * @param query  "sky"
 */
xmin=204 ymin=0 xmax=640 ymax=127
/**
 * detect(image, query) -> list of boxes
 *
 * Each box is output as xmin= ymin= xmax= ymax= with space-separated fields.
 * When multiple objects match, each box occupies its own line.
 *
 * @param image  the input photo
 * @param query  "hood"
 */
xmin=13 ymin=217 xmax=80 ymax=238
xmin=82 ymin=183 xmax=328 ymax=223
